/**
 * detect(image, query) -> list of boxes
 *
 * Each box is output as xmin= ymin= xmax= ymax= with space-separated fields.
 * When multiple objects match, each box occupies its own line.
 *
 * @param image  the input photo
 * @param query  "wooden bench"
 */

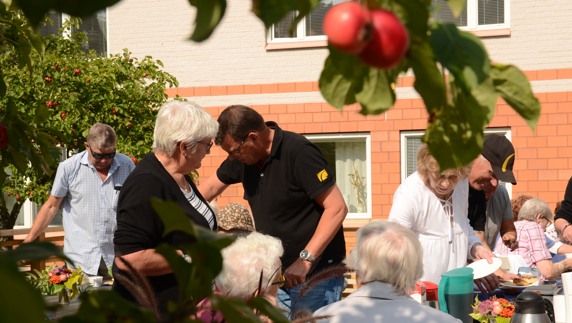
xmin=1 ymin=226 xmax=65 ymax=272
xmin=342 ymin=271 xmax=357 ymax=298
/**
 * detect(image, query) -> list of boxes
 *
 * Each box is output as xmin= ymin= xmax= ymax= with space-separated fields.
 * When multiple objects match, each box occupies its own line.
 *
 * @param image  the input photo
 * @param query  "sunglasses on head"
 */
xmin=89 ymin=146 xmax=116 ymax=160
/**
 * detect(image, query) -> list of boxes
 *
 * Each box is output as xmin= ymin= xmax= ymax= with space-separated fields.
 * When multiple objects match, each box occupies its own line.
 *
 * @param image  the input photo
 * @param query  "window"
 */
xmin=400 ymin=129 xmax=512 ymax=196
xmin=39 ymin=10 xmax=108 ymax=55
xmin=306 ymin=133 xmax=371 ymax=219
xmin=431 ymin=0 xmax=509 ymax=31
xmin=270 ymin=0 xmax=347 ymax=43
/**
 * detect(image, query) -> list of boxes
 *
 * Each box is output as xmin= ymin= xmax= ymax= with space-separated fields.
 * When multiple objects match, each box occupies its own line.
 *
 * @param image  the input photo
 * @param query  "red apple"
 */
xmin=131 ymin=157 xmax=138 ymax=165
xmin=16 ymin=195 xmax=21 ymax=200
xmin=46 ymin=101 xmax=53 ymax=108
xmin=323 ymin=2 xmax=371 ymax=54
xmin=111 ymin=109 xmax=117 ymax=114
xmin=61 ymin=112 xmax=67 ymax=119
xmin=73 ymin=69 xmax=81 ymax=76
xmin=0 ymin=124 xmax=7 ymax=148
xmin=52 ymin=101 xmax=59 ymax=108
xmin=44 ymin=77 xmax=53 ymax=83
xmin=127 ymin=122 xmax=133 ymax=127
xmin=358 ymin=9 xmax=409 ymax=69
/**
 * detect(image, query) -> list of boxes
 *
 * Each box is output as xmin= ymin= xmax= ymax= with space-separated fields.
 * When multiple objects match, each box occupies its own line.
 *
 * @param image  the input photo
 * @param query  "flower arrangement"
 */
xmin=27 ymin=264 xmax=84 ymax=303
xmin=470 ymin=296 xmax=515 ymax=323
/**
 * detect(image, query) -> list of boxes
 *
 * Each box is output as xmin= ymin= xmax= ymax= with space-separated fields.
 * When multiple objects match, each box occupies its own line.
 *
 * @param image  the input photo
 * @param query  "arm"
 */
xmin=198 ymin=173 xmax=230 ymax=202
xmin=284 ymin=185 xmax=348 ymax=287
xmin=555 ymin=218 xmax=572 ymax=243
xmin=115 ymin=249 xmax=176 ymax=276
xmin=536 ymin=258 xmax=572 ymax=280
xmin=23 ymin=195 xmax=64 ymax=243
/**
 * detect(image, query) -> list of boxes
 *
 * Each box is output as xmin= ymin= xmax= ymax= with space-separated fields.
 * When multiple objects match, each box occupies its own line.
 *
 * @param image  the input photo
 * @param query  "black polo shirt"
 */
xmin=217 ymin=122 xmax=346 ymax=273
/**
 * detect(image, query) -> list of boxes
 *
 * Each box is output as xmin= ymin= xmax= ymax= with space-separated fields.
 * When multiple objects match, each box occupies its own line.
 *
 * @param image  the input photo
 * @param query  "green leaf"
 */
xmin=431 ymin=23 xmax=490 ymax=91
xmin=15 ymin=0 xmax=122 ymax=27
xmin=248 ymin=296 xmax=290 ymax=322
xmin=354 ymin=68 xmax=395 ymax=115
xmin=188 ymin=0 xmax=227 ymax=42
xmin=0 ymin=253 xmax=46 ymax=323
xmin=7 ymin=241 xmax=72 ymax=264
xmin=319 ymin=48 xmax=369 ymax=109
xmin=490 ymin=64 xmax=541 ymax=130
xmin=425 ymin=88 xmax=489 ymax=169
xmin=409 ymin=41 xmax=446 ymax=112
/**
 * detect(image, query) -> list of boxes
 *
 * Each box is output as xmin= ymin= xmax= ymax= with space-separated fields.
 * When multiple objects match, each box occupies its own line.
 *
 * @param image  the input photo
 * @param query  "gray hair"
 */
xmin=87 ymin=123 xmax=116 ymax=149
xmin=348 ymin=220 xmax=423 ymax=295
xmin=518 ymin=198 xmax=553 ymax=222
xmin=215 ymin=232 xmax=284 ymax=298
xmin=152 ymin=100 xmax=219 ymax=156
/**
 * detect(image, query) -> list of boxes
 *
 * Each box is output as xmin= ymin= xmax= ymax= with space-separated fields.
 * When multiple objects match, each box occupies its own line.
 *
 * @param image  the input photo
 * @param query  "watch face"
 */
xmin=300 ymin=250 xmax=309 ymax=259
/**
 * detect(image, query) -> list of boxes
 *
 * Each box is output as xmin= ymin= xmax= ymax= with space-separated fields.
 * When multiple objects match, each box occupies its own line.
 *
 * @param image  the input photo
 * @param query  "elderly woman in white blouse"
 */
xmin=389 ymin=145 xmax=499 ymax=292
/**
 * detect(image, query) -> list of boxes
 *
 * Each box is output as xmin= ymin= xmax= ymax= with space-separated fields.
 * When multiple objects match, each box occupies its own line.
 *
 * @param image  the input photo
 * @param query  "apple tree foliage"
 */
xmin=0 ymin=15 xmax=178 ymax=230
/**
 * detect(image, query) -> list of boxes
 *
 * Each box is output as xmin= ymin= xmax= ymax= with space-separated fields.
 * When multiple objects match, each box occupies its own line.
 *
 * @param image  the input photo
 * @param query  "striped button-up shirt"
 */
xmin=52 ymin=151 xmax=135 ymax=275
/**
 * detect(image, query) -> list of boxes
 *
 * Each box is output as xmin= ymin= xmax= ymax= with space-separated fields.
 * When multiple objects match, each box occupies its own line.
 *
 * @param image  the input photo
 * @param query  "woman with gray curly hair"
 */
xmin=388 ymin=144 xmax=498 ymax=292
xmin=314 ymin=221 xmax=460 ymax=323
xmin=113 ymin=100 xmax=219 ymax=316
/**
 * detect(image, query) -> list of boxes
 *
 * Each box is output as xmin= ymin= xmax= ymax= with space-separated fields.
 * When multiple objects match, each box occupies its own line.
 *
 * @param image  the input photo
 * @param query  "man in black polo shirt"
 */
xmin=199 ymin=105 xmax=348 ymax=317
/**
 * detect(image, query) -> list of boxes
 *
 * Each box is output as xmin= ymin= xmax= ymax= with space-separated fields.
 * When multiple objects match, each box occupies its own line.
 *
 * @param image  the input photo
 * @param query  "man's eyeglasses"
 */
xmin=271 ymin=274 xmax=287 ymax=287
xmin=89 ymin=146 xmax=116 ymax=160
xmin=228 ymin=133 xmax=250 ymax=157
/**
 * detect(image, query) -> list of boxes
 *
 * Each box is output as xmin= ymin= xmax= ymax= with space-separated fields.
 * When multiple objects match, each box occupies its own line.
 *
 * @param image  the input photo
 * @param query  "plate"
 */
xmin=466 ymin=258 xmax=502 ymax=279
xmin=500 ymin=280 xmax=539 ymax=288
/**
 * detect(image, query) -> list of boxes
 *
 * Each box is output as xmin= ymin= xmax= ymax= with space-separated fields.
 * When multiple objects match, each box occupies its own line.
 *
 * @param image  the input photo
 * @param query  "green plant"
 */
xmin=0 ymin=16 xmax=178 ymax=231
xmin=27 ymin=264 xmax=84 ymax=303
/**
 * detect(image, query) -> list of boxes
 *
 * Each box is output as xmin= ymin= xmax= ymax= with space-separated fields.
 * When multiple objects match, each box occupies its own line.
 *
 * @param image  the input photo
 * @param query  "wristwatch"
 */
xmin=299 ymin=249 xmax=315 ymax=263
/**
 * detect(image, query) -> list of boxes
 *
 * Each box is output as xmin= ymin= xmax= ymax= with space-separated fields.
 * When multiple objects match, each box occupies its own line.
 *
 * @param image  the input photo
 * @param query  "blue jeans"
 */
xmin=276 ymin=276 xmax=345 ymax=319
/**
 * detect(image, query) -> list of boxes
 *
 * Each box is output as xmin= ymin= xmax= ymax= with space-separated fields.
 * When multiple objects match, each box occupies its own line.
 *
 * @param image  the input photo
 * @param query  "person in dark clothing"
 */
xmin=113 ymin=101 xmax=218 ymax=317
xmin=199 ymin=105 xmax=348 ymax=317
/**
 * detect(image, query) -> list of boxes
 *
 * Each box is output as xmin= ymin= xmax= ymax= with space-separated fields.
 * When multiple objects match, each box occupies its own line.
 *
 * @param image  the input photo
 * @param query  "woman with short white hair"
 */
xmin=113 ymin=100 xmax=219 ymax=317
xmin=314 ymin=221 xmax=461 ymax=323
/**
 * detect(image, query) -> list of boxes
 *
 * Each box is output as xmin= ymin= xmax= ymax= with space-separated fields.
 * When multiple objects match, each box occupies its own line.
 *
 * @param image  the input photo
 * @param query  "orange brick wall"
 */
xmin=188 ymin=69 xmax=572 ymax=253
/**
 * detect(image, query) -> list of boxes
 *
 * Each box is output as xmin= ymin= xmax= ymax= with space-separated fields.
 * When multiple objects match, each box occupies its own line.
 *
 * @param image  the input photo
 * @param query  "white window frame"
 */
xmin=306 ymin=132 xmax=372 ymax=219
xmin=268 ymin=0 xmax=510 ymax=47
xmin=461 ymin=0 xmax=510 ymax=31
xmin=400 ymin=128 xmax=512 ymax=197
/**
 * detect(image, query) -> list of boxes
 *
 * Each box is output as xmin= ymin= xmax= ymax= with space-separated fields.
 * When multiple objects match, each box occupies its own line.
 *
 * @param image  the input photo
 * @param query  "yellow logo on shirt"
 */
xmin=317 ymin=169 xmax=329 ymax=182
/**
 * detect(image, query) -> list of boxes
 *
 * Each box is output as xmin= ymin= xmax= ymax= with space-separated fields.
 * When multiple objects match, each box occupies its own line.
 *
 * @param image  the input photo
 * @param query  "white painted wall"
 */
xmin=108 ymin=0 xmax=572 ymax=90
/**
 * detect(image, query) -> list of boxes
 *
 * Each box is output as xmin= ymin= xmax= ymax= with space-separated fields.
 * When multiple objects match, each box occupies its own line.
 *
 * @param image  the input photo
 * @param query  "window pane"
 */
xmin=273 ymin=12 xmax=297 ymax=39
xmin=73 ymin=11 xmax=107 ymax=55
xmin=479 ymin=0 xmax=504 ymax=25
xmin=431 ymin=0 xmax=467 ymax=27
xmin=406 ymin=136 xmax=423 ymax=178
xmin=39 ymin=11 xmax=63 ymax=37
xmin=315 ymin=140 xmax=368 ymax=213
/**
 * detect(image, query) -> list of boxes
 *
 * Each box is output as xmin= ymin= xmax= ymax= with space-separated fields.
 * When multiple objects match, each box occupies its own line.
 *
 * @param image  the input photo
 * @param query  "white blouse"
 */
xmin=388 ymin=172 xmax=481 ymax=284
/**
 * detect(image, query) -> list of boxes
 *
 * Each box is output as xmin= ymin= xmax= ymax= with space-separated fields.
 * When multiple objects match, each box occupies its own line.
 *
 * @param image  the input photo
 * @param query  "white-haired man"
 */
xmin=314 ymin=221 xmax=461 ymax=323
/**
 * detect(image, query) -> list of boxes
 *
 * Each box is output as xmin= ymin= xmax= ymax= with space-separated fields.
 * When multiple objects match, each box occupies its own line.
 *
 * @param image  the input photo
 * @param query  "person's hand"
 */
xmin=501 ymin=231 xmax=518 ymax=250
xmin=496 ymin=269 xmax=517 ymax=282
xmin=473 ymin=244 xmax=495 ymax=263
xmin=283 ymin=259 xmax=312 ymax=289
xmin=474 ymin=272 xmax=500 ymax=294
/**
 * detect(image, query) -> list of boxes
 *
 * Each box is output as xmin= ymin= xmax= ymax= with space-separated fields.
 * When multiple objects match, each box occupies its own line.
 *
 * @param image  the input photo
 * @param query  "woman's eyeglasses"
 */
xmin=271 ymin=274 xmax=287 ymax=287
xmin=89 ymin=146 xmax=116 ymax=160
